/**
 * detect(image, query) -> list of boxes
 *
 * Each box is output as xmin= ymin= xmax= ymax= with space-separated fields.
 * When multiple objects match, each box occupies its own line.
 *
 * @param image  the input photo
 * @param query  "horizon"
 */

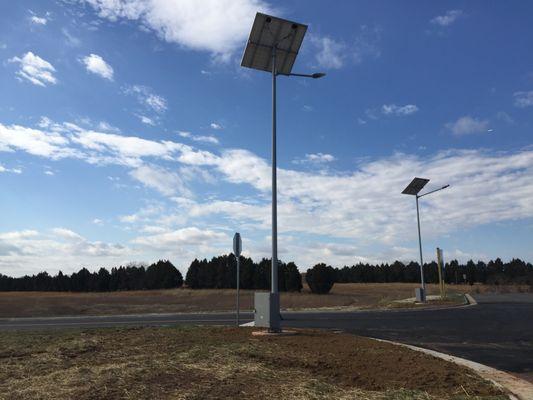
xmin=1 ymin=0 xmax=533 ymax=277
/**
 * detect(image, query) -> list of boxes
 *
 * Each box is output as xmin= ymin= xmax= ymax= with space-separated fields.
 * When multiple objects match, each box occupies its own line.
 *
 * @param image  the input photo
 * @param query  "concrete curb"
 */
xmin=465 ymin=293 xmax=478 ymax=306
xmin=372 ymin=338 xmax=533 ymax=400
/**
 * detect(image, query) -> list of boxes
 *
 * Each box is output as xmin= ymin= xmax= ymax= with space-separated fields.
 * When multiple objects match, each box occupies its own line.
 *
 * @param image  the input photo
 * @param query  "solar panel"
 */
xmin=402 ymin=177 xmax=430 ymax=195
xmin=241 ymin=12 xmax=307 ymax=75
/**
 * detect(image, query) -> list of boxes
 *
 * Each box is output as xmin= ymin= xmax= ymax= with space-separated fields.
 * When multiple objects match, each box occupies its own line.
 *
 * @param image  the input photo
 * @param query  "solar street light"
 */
xmin=402 ymin=178 xmax=450 ymax=302
xmin=242 ymin=12 xmax=326 ymax=332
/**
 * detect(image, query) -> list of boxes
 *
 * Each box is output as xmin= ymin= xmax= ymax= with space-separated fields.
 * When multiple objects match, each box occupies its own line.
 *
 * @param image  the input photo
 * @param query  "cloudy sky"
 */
xmin=1 ymin=1 xmax=532 ymax=277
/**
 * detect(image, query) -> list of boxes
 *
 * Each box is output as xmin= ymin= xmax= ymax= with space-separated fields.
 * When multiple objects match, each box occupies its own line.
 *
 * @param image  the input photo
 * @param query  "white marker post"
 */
xmin=233 ymin=232 xmax=242 ymax=326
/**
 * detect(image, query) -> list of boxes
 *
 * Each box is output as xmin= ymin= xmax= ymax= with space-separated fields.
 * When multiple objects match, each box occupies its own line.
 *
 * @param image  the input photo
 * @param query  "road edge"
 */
xmin=372 ymin=338 xmax=532 ymax=400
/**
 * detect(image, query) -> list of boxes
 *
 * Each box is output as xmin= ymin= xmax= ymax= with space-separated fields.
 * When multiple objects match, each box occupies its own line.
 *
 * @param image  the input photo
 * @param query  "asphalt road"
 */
xmin=1 ymin=292 xmax=532 ymax=380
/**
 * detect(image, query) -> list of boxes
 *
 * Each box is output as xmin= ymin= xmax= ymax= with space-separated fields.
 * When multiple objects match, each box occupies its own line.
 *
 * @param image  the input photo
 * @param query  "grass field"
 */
xmin=0 ymin=283 xmax=528 ymax=318
xmin=0 ymin=326 xmax=508 ymax=400
xmin=0 ymin=283 xmax=458 ymax=318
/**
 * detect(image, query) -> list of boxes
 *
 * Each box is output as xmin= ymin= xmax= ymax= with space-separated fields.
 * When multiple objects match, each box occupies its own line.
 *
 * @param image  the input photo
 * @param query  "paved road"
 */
xmin=1 ymin=293 xmax=532 ymax=380
xmin=287 ymin=293 xmax=533 ymax=380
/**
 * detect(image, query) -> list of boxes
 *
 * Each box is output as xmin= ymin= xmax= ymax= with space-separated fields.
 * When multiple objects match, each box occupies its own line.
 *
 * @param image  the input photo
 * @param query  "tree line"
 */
xmin=0 ymin=260 xmax=183 ymax=292
xmin=0 ymin=256 xmax=531 ymax=292
xmin=332 ymin=258 xmax=533 ymax=285
xmin=185 ymin=254 xmax=303 ymax=291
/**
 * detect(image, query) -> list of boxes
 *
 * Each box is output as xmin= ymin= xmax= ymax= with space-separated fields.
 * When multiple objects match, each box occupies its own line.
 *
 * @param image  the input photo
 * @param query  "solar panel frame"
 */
xmin=402 ymin=177 xmax=430 ymax=195
xmin=241 ymin=12 xmax=308 ymax=75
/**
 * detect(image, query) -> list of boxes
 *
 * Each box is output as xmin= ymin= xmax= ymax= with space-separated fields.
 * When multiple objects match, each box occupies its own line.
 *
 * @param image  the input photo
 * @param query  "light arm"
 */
xmin=280 ymin=72 xmax=326 ymax=79
xmin=417 ymin=184 xmax=450 ymax=198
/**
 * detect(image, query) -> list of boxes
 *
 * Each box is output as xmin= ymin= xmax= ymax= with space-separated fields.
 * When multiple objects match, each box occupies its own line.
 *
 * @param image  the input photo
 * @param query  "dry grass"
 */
xmin=0 ymin=283 xmax=523 ymax=318
xmin=0 ymin=326 xmax=508 ymax=400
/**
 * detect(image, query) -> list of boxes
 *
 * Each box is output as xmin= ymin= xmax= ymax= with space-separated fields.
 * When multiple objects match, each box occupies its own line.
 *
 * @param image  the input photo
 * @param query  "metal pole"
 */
xmin=271 ymin=46 xmax=278 ymax=295
xmin=236 ymin=255 xmax=240 ymax=326
xmin=416 ymin=195 xmax=425 ymax=292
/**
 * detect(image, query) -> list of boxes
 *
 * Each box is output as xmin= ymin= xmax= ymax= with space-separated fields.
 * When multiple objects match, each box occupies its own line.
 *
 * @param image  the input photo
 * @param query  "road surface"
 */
xmin=1 ymin=292 xmax=532 ymax=381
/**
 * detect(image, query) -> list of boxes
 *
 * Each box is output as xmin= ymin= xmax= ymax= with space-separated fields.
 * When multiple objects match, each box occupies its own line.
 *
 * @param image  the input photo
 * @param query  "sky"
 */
xmin=1 ymin=0 xmax=532 ymax=277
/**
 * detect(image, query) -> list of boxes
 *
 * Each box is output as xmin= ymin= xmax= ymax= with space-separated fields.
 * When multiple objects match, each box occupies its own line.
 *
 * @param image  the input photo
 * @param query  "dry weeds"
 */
xmin=0 ymin=282 xmax=505 ymax=318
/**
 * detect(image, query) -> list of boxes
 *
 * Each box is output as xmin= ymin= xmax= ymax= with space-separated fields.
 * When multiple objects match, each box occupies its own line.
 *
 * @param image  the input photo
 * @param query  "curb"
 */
xmin=372 ymin=338 xmax=533 ymax=400
xmin=465 ymin=293 xmax=478 ymax=306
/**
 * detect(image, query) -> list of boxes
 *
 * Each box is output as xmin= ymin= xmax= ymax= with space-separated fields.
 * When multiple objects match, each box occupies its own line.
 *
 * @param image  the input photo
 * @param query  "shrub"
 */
xmin=306 ymin=263 xmax=335 ymax=294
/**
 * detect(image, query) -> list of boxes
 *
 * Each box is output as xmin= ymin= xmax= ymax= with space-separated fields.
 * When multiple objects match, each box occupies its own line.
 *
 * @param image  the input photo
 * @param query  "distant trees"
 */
xmin=306 ymin=263 xmax=335 ymax=294
xmin=331 ymin=258 xmax=533 ymax=286
xmin=0 ymin=260 xmax=182 ymax=292
xmin=185 ymin=254 xmax=303 ymax=292
xmin=0 ymin=256 xmax=530 ymax=293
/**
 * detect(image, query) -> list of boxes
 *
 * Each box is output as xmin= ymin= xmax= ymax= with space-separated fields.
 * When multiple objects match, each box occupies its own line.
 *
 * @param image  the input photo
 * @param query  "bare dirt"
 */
xmin=0 ymin=282 xmax=504 ymax=318
xmin=0 ymin=326 xmax=508 ymax=400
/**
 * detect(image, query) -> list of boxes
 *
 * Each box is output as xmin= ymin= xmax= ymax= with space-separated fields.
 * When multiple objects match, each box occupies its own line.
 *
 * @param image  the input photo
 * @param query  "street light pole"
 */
xmin=241 ymin=12 xmax=325 ymax=332
xmin=402 ymin=178 xmax=449 ymax=302
xmin=415 ymin=184 xmax=450 ymax=294
xmin=415 ymin=194 xmax=425 ymax=292
xmin=271 ymin=46 xmax=278 ymax=296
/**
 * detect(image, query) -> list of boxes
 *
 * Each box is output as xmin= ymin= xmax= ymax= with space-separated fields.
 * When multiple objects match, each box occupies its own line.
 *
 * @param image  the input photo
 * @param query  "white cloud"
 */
xmin=514 ymin=91 xmax=533 ymax=108
xmin=293 ymin=153 xmax=335 ymax=165
xmin=310 ymin=26 xmax=380 ymax=70
xmin=92 ymin=218 xmax=103 ymax=225
xmin=132 ymin=227 xmax=227 ymax=249
xmin=52 ymin=227 xmax=84 ymax=241
xmin=138 ymin=115 xmax=155 ymax=126
xmin=119 ymin=214 xmax=138 ymax=223
xmin=431 ymin=10 xmax=464 ymax=26
xmin=126 ymin=85 xmax=167 ymax=113
xmin=0 ymin=164 xmax=22 ymax=174
xmin=129 ymin=164 xmax=191 ymax=197
xmin=179 ymin=131 xmax=218 ymax=145
xmin=3 ymin=119 xmax=533 ymax=270
xmin=0 ymin=228 xmax=130 ymax=276
xmin=446 ymin=116 xmax=490 ymax=135
xmin=311 ymin=36 xmax=345 ymax=69
xmin=30 ymin=16 xmax=47 ymax=25
xmin=210 ymin=122 xmax=222 ymax=130
xmin=174 ymin=148 xmax=533 ymax=253
xmin=8 ymin=52 xmax=57 ymax=87
xmin=0 ymin=123 xmax=79 ymax=159
xmin=97 ymin=121 xmax=121 ymax=133
xmin=82 ymin=54 xmax=114 ymax=80
xmin=83 ymin=0 xmax=273 ymax=61
xmin=193 ymin=135 xmax=219 ymax=144
xmin=382 ymin=104 xmax=419 ymax=116
xmin=44 ymin=170 xmax=54 ymax=176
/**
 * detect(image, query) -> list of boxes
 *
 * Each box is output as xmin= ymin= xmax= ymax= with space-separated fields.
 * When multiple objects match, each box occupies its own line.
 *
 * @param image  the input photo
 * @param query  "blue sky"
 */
xmin=1 ymin=0 xmax=532 ymax=276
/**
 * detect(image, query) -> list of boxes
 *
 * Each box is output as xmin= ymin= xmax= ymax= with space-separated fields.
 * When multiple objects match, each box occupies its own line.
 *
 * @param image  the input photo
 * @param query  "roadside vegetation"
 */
xmin=0 ymin=326 xmax=508 ymax=400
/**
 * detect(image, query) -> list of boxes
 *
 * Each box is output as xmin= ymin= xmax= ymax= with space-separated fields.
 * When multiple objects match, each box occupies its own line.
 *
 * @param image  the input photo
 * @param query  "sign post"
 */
xmin=233 ymin=233 xmax=242 ymax=326
xmin=436 ymin=247 xmax=446 ymax=299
